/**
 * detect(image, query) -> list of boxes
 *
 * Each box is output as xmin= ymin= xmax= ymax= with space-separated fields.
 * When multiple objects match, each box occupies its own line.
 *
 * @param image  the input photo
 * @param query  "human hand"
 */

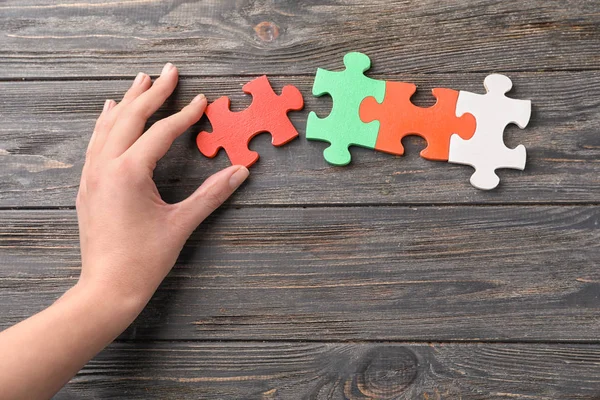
xmin=76 ymin=63 xmax=249 ymax=315
xmin=0 ymin=63 xmax=251 ymax=399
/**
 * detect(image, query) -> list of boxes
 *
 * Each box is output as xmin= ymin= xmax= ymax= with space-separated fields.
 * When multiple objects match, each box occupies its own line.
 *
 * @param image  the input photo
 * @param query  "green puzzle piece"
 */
xmin=306 ymin=52 xmax=386 ymax=166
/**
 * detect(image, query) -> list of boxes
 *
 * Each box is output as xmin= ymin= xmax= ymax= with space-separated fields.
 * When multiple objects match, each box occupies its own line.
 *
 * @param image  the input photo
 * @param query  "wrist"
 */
xmin=61 ymin=280 xmax=146 ymax=331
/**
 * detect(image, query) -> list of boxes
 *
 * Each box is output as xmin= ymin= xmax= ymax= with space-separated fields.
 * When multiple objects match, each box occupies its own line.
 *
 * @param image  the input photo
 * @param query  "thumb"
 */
xmin=174 ymin=165 xmax=249 ymax=233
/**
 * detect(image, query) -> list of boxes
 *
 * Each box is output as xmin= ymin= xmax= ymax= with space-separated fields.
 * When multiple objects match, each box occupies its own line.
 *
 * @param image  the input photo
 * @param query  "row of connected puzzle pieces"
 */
xmin=306 ymin=52 xmax=532 ymax=190
xmin=195 ymin=53 xmax=532 ymax=191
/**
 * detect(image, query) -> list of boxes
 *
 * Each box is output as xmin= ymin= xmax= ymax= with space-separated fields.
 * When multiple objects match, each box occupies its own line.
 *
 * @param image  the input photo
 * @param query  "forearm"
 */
xmin=0 ymin=282 xmax=143 ymax=400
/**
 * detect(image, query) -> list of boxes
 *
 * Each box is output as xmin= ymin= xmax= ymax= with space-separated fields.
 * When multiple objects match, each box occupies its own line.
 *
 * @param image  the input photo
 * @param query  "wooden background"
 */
xmin=1 ymin=0 xmax=599 ymax=398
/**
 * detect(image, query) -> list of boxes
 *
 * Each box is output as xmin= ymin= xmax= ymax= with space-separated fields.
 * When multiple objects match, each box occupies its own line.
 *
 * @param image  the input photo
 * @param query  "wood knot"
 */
xmin=345 ymin=346 xmax=418 ymax=399
xmin=254 ymin=21 xmax=280 ymax=42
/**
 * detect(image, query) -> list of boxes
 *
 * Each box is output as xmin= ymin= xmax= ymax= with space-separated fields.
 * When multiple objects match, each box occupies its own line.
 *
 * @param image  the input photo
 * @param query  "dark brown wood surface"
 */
xmin=54 ymin=342 xmax=600 ymax=400
xmin=0 ymin=0 xmax=598 ymax=78
xmin=0 ymin=0 xmax=599 ymax=398
xmin=1 ymin=207 xmax=599 ymax=341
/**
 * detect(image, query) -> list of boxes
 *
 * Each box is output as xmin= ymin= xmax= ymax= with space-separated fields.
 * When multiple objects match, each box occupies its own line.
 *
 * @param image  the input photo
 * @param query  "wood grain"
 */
xmin=2 ymin=0 xmax=600 ymax=396
xmin=1 ymin=207 xmax=598 ymax=341
xmin=54 ymin=341 xmax=600 ymax=399
xmin=0 ymin=0 xmax=599 ymax=79
xmin=1 ymin=72 xmax=599 ymax=207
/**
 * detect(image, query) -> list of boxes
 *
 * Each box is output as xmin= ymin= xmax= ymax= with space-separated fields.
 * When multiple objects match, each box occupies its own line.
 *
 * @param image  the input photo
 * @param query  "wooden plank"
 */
xmin=1 ymin=0 xmax=598 ymax=78
xmin=1 ymin=207 xmax=598 ymax=341
xmin=1 ymin=72 xmax=599 ymax=207
xmin=55 ymin=341 xmax=600 ymax=399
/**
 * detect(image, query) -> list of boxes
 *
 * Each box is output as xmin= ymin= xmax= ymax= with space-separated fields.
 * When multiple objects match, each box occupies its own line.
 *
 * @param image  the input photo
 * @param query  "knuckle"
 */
xmin=94 ymin=119 xmax=111 ymax=134
xmin=114 ymin=156 xmax=139 ymax=176
xmin=85 ymin=169 xmax=101 ymax=188
xmin=177 ymin=108 xmax=198 ymax=126
xmin=128 ymin=102 xmax=152 ymax=121
xmin=118 ymin=114 xmax=147 ymax=134
xmin=94 ymin=117 xmax=108 ymax=132
xmin=153 ymin=135 xmax=173 ymax=155
xmin=200 ymin=189 xmax=227 ymax=211
xmin=83 ymin=178 xmax=99 ymax=195
xmin=123 ymin=86 xmax=140 ymax=100
xmin=153 ymin=118 xmax=175 ymax=133
xmin=155 ymin=75 xmax=176 ymax=91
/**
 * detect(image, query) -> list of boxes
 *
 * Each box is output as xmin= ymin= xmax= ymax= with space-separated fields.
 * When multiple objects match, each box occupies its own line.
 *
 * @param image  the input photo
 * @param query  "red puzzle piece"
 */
xmin=360 ymin=81 xmax=476 ymax=161
xmin=197 ymin=75 xmax=304 ymax=167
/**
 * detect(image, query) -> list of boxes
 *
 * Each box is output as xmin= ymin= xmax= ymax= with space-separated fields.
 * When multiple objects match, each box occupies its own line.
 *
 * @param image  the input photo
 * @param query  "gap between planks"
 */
xmin=109 ymin=338 xmax=600 ymax=345
xmin=1 ymin=203 xmax=599 ymax=212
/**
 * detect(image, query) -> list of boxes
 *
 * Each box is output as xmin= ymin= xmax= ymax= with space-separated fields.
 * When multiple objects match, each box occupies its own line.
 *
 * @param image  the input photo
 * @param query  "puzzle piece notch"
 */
xmin=449 ymin=74 xmax=531 ymax=190
xmin=196 ymin=75 xmax=304 ymax=167
xmin=306 ymin=52 xmax=386 ymax=166
xmin=360 ymin=81 xmax=476 ymax=161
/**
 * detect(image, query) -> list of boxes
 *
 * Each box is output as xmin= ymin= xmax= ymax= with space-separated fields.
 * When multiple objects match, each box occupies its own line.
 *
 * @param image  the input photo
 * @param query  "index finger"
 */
xmin=126 ymin=94 xmax=207 ymax=169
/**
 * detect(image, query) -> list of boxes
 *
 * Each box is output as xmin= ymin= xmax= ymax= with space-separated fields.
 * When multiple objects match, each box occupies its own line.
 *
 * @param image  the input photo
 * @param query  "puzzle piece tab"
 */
xmin=306 ymin=52 xmax=386 ymax=166
xmin=360 ymin=82 xmax=476 ymax=161
xmin=449 ymin=74 xmax=531 ymax=190
xmin=196 ymin=75 xmax=304 ymax=167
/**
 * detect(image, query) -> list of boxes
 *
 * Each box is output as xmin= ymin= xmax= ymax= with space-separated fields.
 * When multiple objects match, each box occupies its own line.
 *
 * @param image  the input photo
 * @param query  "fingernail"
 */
xmin=161 ymin=62 xmax=174 ymax=76
xmin=191 ymin=94 xmax=206 ymax=104
xmin=103 ymin=99 xmax=111 ymax=112
xmin=229 ymin=166 xmax=249 ymax=190
xmin=133 ymin=72 xmax=146 ymax=85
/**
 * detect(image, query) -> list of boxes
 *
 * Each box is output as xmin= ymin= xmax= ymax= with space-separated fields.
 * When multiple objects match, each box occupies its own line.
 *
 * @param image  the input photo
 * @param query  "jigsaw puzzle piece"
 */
xmin=306 ymin=52 xmax=386 ymax=166
xmin=360 ymin=82 xmax=476 ymax=161
xmin=449 ymin=74 xmax=531 ymax=190
xmin=196 ymin=96 xmax=259 ymax=166
xmin=196 ymin=75 xmax=304 ymax=167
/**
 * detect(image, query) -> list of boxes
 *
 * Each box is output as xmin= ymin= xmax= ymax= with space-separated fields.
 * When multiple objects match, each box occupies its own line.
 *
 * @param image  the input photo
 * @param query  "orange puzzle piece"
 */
xmin=197 ymin=75 xmax=304 ymax=167
xmin=360 ymin=81 xmax=476 ymax=161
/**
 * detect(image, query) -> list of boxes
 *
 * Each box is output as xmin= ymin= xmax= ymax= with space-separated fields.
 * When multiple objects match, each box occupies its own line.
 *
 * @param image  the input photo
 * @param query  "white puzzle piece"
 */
xmin=449 ymin=74 xmax=531 ymax=190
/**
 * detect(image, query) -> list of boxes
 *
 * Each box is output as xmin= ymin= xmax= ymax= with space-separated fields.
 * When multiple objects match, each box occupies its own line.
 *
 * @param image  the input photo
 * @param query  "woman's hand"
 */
xmin=0 ymin=63 xmax=249 ymax=400
xmin=77 ymin=62 xmax=249 ymax=312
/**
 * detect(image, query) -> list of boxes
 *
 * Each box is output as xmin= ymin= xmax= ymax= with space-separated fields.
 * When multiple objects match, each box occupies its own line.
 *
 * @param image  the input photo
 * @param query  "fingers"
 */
xmin=92 ymin=73 xmax=152 ymax=156
xmin=102 ymin=63 xmax=179 ymax=158
xmin=86 ymin=99 xmax=116 ymax=160
xmin=128 ymin=94 xmax=207 ymax=169
xmin=173 ymin=166 xmax=250 ymax=234
xmin=121 ymin=72 xmax=152 ymax=105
